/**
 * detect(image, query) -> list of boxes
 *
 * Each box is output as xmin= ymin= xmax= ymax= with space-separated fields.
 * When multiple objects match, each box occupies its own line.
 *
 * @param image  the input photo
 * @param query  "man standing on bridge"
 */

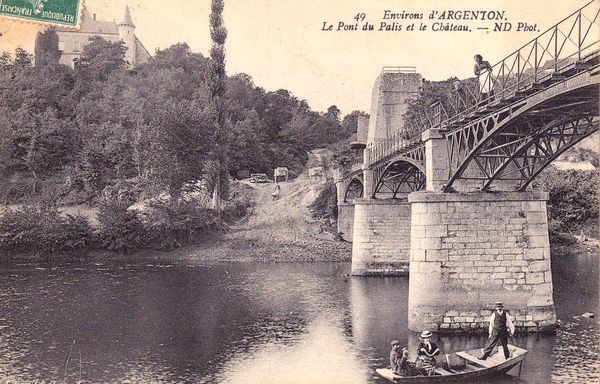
xmin=480 ymin=302 xmax=515 ymax=360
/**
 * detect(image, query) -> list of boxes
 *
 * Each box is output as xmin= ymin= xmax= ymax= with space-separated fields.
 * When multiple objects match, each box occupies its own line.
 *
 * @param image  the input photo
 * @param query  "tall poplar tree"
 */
xmin=208 ymin=0 xmax=227 ymax=214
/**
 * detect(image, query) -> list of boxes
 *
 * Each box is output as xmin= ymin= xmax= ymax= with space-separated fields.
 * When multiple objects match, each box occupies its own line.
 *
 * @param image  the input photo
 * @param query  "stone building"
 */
xmin=53 ymin=6 xmax=150 ymax=68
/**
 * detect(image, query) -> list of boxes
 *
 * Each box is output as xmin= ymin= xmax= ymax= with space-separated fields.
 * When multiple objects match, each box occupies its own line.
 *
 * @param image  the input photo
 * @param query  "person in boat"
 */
xmin=480 ymin=302 xmax=515 ymax=360
xmin=415 ymin=330 xmax=440 ymax=376
xmin=390 ymin=341 xmax=411 ymax=376
xmin=389 ymin=340 xmax=402 ymax=373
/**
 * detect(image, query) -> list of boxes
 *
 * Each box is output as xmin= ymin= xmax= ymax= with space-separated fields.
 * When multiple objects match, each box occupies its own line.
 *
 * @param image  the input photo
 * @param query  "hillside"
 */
xmin=165 ymin=150 xmax=351 ymax=263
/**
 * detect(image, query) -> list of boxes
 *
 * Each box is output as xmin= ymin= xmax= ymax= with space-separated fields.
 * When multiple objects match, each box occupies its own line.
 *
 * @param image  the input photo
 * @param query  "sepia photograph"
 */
xmin=0 ymin=0 xmax=597 ymax=383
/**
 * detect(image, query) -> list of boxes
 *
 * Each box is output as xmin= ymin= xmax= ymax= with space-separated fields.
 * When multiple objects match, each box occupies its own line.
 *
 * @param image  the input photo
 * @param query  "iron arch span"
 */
xmin=443 ymin=69 xmax=599 ymax=191
xmin=373 ymin=158 xmax=426 ymax=199
xmin=344 ymin=177 xmax=364 ymax=202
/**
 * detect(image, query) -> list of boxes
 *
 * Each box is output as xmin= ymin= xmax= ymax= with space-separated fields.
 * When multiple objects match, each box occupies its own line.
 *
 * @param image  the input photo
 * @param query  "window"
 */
xmin=73 ymin=40 xmax=81 ymax=52
xmin=58 ymin=40 xmax=65 ymax=51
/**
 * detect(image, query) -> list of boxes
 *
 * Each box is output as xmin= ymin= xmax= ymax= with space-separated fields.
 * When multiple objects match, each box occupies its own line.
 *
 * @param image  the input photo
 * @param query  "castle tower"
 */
xmin=118 ymin=5 xmax=136 ymax=67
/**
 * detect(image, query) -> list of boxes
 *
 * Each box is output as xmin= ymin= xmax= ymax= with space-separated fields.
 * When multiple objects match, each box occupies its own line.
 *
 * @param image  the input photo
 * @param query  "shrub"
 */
xmin=222 ymin=198 xmax=252 ymax=223
xmin=58 ymin=214 xmax=95 ymax=252
xmin=141 ymin=200 xmax=218 ymax=251
xmin=222 ymin=182 xmax=253 ymax=223
xmin=549 ymin=228 xmax=578 ymax=245
xmin=309 ymin=180 xmax=338 ymax=221
xmin=533 ymin=168 xmax=598 ymax=232
xmin=0 ymin=205 xmax=94 ymax=255
xmin=96 ymin=200 xmax=145 ymax=254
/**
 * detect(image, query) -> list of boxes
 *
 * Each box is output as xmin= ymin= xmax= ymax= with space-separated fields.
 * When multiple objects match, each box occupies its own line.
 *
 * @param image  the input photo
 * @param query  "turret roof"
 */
xmin=119 ymin=5 xmax=134 ymax=27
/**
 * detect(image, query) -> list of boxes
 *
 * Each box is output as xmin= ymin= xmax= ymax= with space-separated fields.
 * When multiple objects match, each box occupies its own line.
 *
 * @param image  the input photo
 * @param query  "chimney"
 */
xmin=93 ymin=13 xmax=96 ymax=20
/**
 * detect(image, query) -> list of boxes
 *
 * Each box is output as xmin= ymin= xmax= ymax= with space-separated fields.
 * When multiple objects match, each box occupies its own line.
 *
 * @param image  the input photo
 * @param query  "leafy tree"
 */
xmin=144 ymin=98 xmax=214 ymax=196
xmin=0 ymin=52 xmax=11 ymax=69
xmin=208 ymin=0 xmax=228 ymax=213
xmin=14 ymin=48 xmax=33 ymax=68
xmin=533 ymin=167 xmax=598 ymax=233
xmin=342 ymin=110 xmax=369 ymax=135
xmin=34 ymin=29 xmax=61 ymax=66
xmin=326 ymin=105 xmax=341 ymax=121
xmin=76 ymin=36 xmax=127 ymax=83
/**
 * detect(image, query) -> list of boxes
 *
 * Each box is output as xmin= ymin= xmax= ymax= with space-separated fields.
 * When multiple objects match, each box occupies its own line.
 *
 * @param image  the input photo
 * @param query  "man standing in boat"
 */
xmin=480 ymin=302 xmax=515 ymax=360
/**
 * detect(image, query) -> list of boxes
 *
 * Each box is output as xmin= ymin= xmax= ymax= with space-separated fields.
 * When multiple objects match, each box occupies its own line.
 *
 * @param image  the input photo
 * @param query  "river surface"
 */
xmin=0 ymin=248 xmax=596 ymax=383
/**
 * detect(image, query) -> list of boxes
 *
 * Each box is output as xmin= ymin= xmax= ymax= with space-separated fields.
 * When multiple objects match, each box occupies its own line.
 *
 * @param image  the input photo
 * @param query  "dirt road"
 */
xmin=178 ymin=150 xmax=351 ymax=262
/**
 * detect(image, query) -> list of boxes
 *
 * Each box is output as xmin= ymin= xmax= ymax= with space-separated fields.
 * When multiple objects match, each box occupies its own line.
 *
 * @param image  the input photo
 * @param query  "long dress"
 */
xmin=415 ymin=342 xmax=439 ymax=376
xmin=475 ymin=61 xmax=493 ymax=96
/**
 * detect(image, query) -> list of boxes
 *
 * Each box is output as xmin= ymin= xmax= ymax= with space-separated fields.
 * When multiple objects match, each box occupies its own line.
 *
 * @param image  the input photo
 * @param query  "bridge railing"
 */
xmin=370 ymin=1 xmax=600 ymax=164
xmin=368 ymin=130 xmax=422 ymax=165
xmin=451 ymin=1 xmax=598 ymax=123
xmin=475 ymin=1 xmax=600 ymax=107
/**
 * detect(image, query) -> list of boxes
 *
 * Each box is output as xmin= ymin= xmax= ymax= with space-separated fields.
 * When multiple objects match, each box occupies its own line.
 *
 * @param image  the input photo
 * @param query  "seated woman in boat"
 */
xmin=415 ymin=330 xmax=440 ymax=376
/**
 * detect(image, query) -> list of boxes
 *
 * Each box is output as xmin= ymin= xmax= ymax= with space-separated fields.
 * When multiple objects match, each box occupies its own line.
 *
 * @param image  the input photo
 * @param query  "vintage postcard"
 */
xmin=0 ymin=0 xmax=597 ymax=383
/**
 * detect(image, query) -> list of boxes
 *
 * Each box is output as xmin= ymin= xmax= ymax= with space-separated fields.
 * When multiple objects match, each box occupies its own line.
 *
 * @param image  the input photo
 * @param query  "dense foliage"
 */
xmin=533 ymin=167 xmax=599 ymax=239
xmin=0 ymin=205 xmax=93 ymax=255
xmin=0 ymin=35 xmax=358 ymax=205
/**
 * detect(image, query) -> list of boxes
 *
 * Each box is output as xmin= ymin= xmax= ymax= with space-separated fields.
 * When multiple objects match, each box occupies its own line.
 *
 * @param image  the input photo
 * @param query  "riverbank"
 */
xmin=89 ymin=175 xmax=352 ymax=263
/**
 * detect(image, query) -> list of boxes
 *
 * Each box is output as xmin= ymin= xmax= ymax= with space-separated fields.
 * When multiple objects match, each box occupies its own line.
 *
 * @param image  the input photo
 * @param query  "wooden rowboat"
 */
xmin=376 ymin=344 xmax=527 ymax=383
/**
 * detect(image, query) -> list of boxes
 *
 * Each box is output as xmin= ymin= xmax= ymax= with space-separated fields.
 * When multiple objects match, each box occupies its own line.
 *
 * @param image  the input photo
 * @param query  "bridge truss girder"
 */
xmin=478 ymin=105 xmax=598 ymax=191
xmin=443 ymin=70 xmax=599 ymax=192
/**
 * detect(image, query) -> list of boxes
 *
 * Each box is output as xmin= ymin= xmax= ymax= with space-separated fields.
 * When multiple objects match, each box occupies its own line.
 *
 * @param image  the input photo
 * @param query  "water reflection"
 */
xmin=0 ymin=249 xmax=595 ymax=383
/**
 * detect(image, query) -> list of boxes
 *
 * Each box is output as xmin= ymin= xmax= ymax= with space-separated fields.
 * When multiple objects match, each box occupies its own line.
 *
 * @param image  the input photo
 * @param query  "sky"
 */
xmin=0 ymin=0 xmax=594 ymax=115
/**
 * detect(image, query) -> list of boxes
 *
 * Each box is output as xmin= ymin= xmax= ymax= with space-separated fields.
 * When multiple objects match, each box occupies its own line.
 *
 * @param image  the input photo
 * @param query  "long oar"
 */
xmin=509 ymin=333 xmax=519 ymax=348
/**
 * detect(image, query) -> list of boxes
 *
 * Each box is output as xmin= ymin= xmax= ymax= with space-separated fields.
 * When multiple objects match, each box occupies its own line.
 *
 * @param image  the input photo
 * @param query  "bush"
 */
xmin=222 ymin=182 xmax=253 ymax=223
xmin=309 ymin=180 xmax=338 ymax=221
xmin=222 ymin=198 xmax=252 ymax=223
xmin=141 ymin=200 xmax=218 ymax=251
xmin=549 ymin=228 xmax=578 ymax=245
xmin=96 ymin=200 xmax=145 ymax=254
xmin=533 ymin=168 xmax=598 ymax=232
xmin=58 ymin=214 xmax=95 ymax=251
xmin=0 ymin=205 xmax=94 ymax=255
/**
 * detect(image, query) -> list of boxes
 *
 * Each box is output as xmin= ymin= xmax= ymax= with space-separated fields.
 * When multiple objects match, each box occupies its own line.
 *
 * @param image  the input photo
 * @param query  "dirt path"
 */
xmin=164 ymin=150 xmax=351 ymax=262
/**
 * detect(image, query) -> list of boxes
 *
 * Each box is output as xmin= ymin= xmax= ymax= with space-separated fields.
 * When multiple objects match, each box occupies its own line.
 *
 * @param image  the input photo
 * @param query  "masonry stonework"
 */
xmin=337 ymin=203 xmax=355 ymax=242
xmin=407 ymin=191 xmax=556 ymax=333
xmin=351 ymin=199 xmax=411 ymax=275
xmin=366 ymin=72 xmax=422 ymax=146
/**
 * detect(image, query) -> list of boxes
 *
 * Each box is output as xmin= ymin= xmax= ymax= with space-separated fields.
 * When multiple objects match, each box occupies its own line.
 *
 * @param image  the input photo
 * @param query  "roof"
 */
xmin=134 ymin=37 xmax=151 ymax=64
xmin=119 ymin=5 xmax=134 ymax=27
xmin=552 ymin=161 xmax=596 ymax=171
xmin=58 ymin=8 xmax=119 ymax=34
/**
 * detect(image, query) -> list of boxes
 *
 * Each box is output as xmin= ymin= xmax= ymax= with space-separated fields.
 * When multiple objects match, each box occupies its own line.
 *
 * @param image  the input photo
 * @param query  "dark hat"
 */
xmin=391 ymin=340 xmax=400 ymax=346
xmin=495 ymin=302 xmax=504 ymax=308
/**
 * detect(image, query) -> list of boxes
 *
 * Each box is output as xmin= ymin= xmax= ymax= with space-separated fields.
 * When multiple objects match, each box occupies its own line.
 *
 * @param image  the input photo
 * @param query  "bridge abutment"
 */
xmin=351 ymin=198 xmax=411 ymax=276
xmin=407 ymin=191 xmax=556 ymax=333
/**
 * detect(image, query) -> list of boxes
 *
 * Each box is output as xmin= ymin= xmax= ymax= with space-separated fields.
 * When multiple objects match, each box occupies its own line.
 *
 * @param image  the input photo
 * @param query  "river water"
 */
xmin=0 ymin=248 xmax=596 ymax=383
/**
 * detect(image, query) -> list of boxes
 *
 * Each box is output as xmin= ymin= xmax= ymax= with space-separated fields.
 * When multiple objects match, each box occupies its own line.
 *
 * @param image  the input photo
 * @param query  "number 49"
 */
xmin=354 ymin=13 xmax=366 ymax=22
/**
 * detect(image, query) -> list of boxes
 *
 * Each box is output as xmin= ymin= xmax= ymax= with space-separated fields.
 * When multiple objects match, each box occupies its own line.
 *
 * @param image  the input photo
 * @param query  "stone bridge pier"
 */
xmin=347 ymin=69 xmax=422 ymax=275
xmin=407 ymin=129 xmax=556 ymax=333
